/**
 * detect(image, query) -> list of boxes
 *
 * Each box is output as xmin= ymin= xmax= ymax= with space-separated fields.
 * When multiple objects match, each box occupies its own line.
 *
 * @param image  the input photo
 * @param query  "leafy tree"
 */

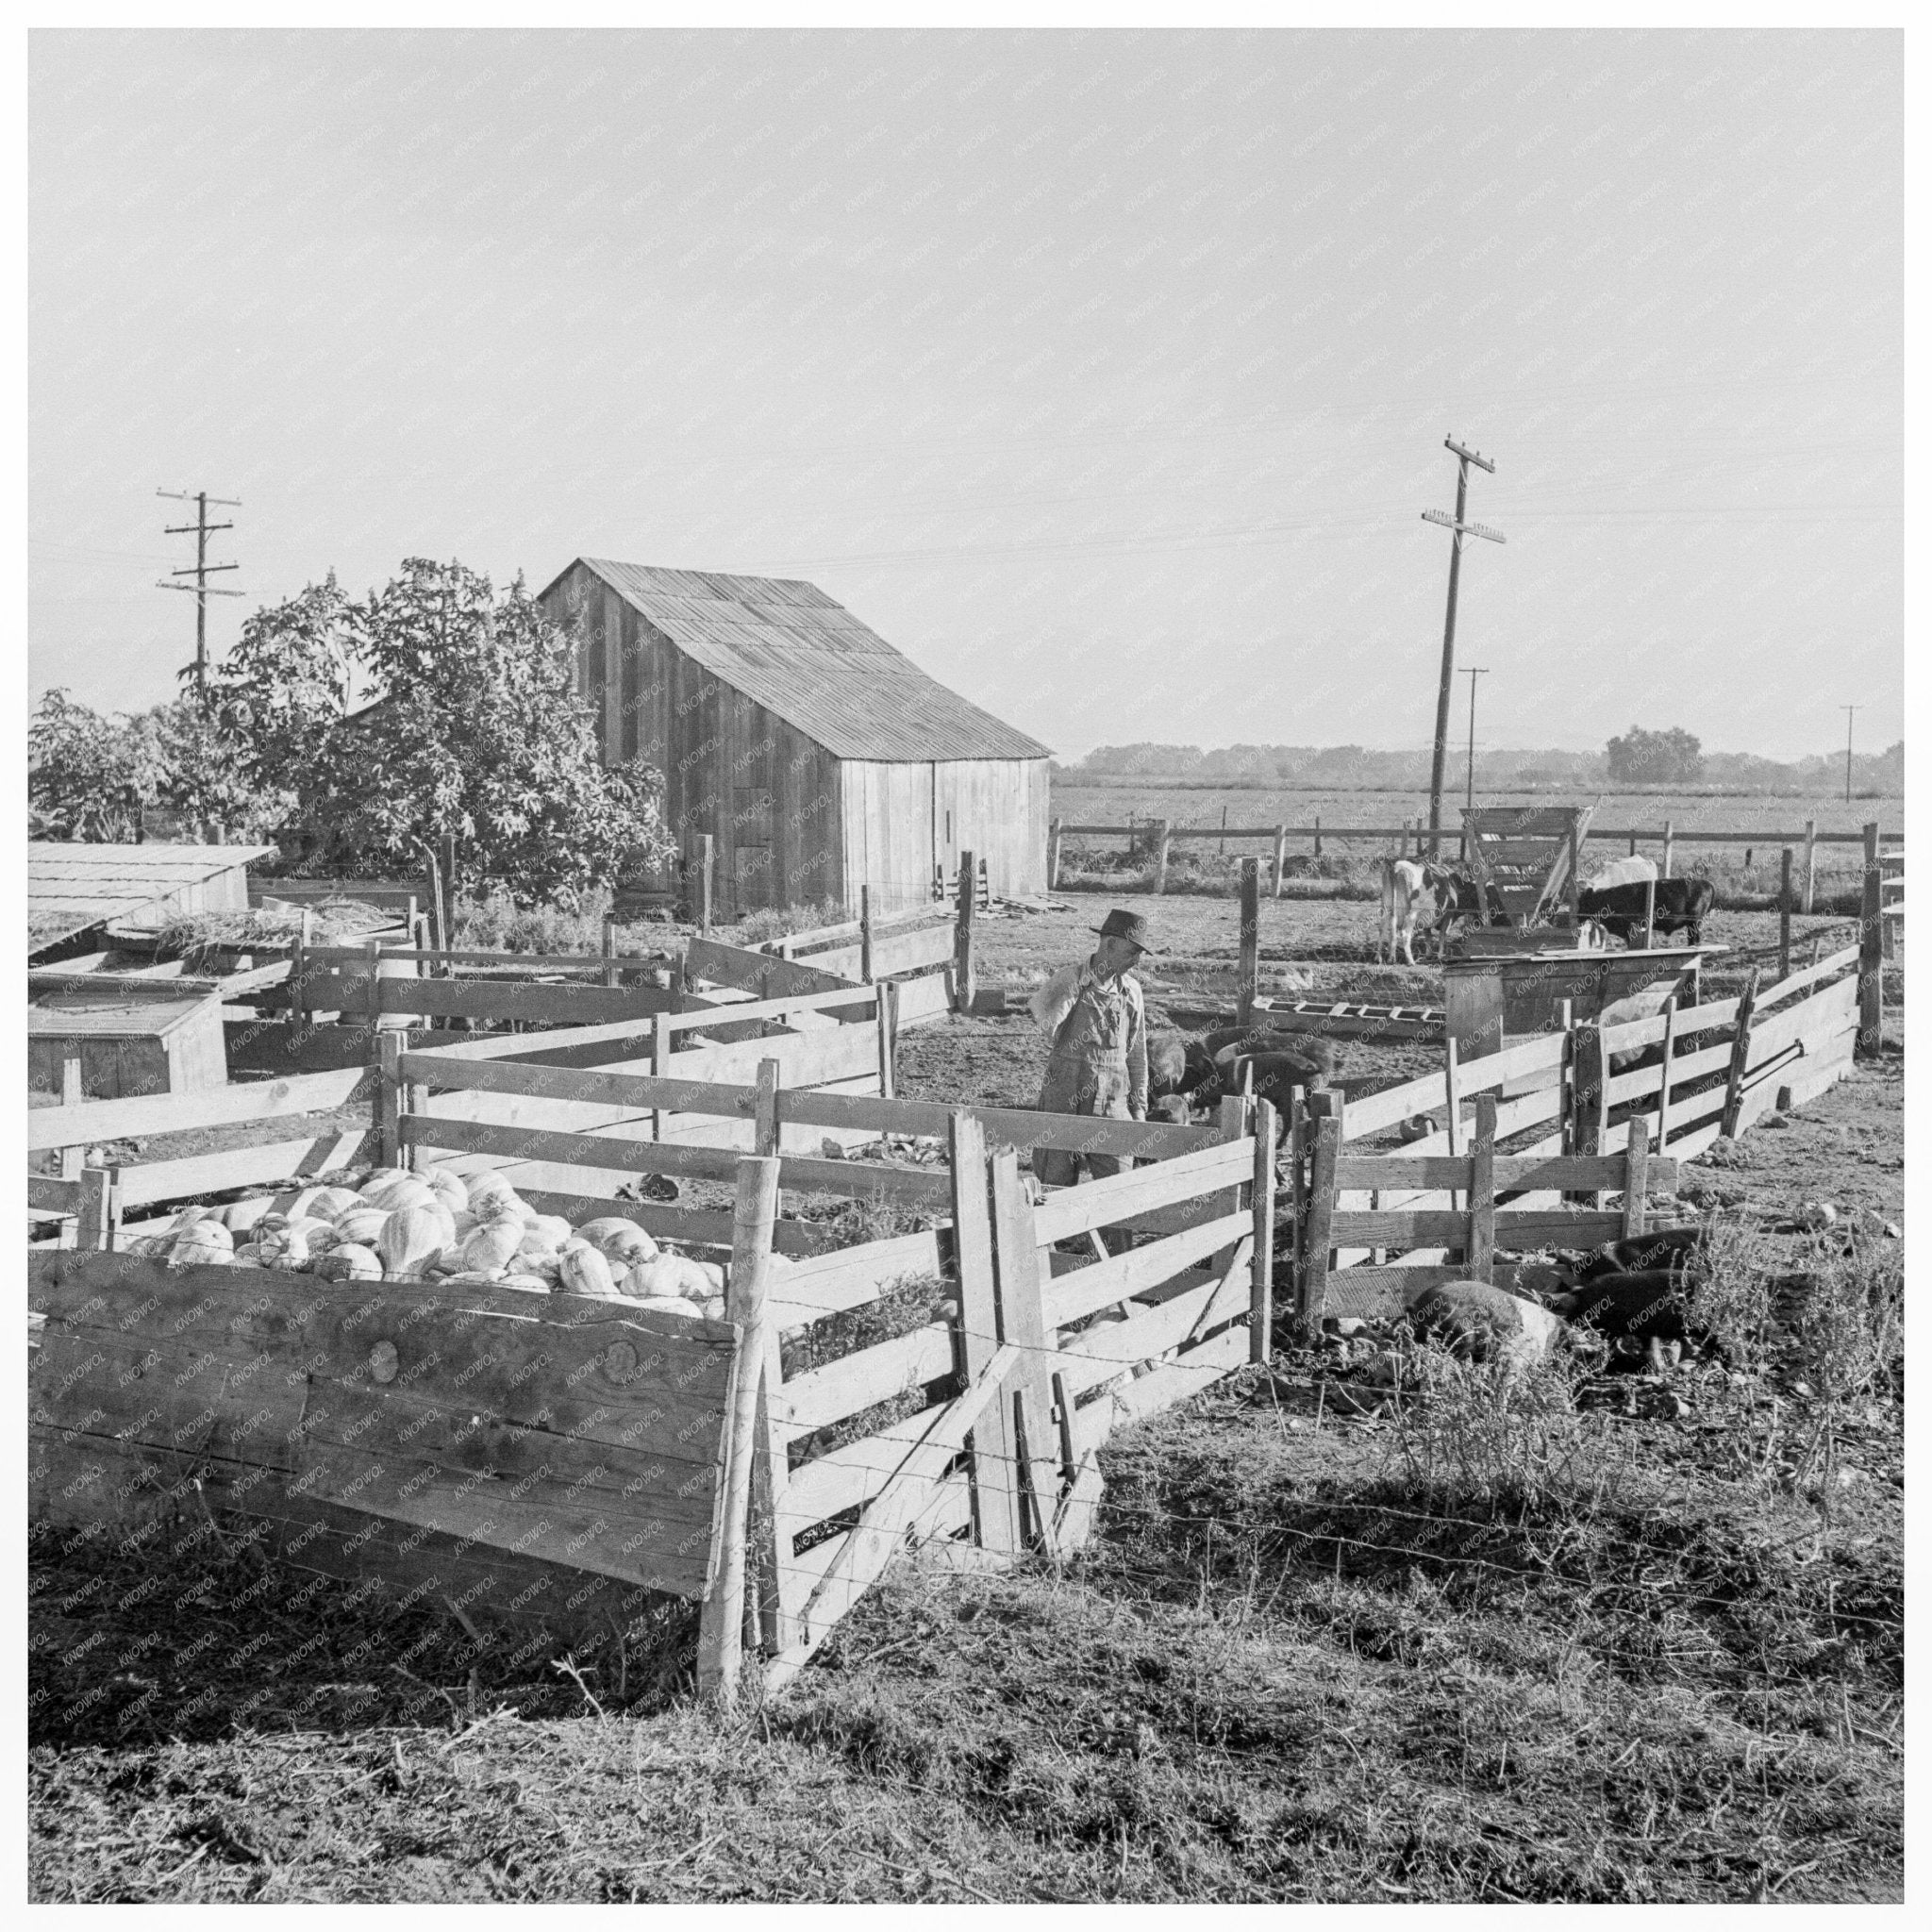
xmin=213 ymin=558 xmax=675 ymax=905
xmin=1606 ymin=725 xmax=1704 ymax=787
xmin=28 ymin=688 xmax=163 ymax=840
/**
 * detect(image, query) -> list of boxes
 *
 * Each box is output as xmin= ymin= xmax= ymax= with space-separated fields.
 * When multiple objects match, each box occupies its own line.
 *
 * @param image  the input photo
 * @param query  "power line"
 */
xmin=157 ymin=489 xmax=243 ymax=700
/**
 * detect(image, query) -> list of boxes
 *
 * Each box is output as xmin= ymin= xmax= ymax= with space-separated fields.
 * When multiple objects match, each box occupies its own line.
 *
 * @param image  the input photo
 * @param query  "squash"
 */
xmin=274 ymin=1185 xmax=329 ymax=1223
xmin=218 ymin=1195 xmax=278 ymax=1233
xmin=498 ymin=1272 xmax=552 ymax=1294
xmin=459 ymin=1221 xmax=525 ymax=1275
xmin=698 ymin=1293 xmax=727 ymax=1322
xmin=514 ymin=1228 xmax=560 ymax=1267
xmin=313 ymin=1242 xmax=383 ymax=1282
xmin=465 ymin=1172 xmax=518 ymax=1210
xmin=169 ymin=1228 xmax=234 ymax=1268
xmin=557 ymin=1242 xmax=617 ymax=1300
xmin=377 ymin=1204 xmax=447 ymax=1279
xmin=362 ymin=1175 xmax=436 ymax=1216
xmin=630 ymin=1295 xmax=702 ymax=1319
xmin=625 ymin=1253 xmax=714 ymax=1303
xmin=526 ymin=1214 xmax=574 ymax=1250
xmin=449 ymin=1208 xmax=479 ymax=1241
xmin=170 ymin=1217 xmax=232 ymax=1256
xmin=167 ymin=1204 xmax=221 ymax=1237
xmin=424 ymin=1169 xmax=469 ymax=1216
xmin=307 ymin=1186 xmax=363 ymax=1224
xmin=356 ymin=1166 xmax=413 ymax=1198
xmin=330 ymin=1206 xmax=389 ymax=1248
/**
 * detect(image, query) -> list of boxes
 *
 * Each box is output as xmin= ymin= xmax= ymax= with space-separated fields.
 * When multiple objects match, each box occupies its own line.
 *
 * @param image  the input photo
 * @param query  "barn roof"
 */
xmin=27 ymin=842 xmax=274 ymax=954
xmin=557 ymin=559 xmax=1052 ymax=763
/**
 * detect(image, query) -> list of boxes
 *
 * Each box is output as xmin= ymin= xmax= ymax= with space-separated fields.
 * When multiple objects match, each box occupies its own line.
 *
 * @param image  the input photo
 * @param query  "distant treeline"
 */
xmin=1052 ymin=740 xmax=1906 ymax=797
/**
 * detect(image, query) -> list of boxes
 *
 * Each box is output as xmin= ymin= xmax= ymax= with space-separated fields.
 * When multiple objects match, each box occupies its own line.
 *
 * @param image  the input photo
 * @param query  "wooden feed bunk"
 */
xmin=1460 ymin=804 xmax=1597 ymax=932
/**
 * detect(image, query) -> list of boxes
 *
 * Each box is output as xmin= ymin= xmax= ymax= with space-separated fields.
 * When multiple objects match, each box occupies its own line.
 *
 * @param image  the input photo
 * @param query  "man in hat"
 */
xmin=1027 ymin=908 xmax=1152 ymax=1188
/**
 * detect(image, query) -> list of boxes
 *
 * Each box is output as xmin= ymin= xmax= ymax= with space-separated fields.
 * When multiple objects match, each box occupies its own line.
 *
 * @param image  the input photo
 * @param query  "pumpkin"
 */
xmin=459 ymin=1221 xmax=525 ymax=1274
xmin=625 ymin=1253 xmax=714 ymax=1303
xmin=275 ymin=1185 xmax=328 ymax=1222
xmin=219 ymin=1195 xmax=278 ymax=1233
xmin=499 ymin=1272 xmax=552 ymax=1293
xmin=698 ymin=1293 xmax=727 ymax=1322
xmin=558 ymin=1242 xmax=617 ymax=1300
xmin=313 ymin=1243 xmax=383 ymax=1282
xmin=168 ymin=1205 xmax=221 ymax=1237
xmin=465 ymin=1172 xmax=518 ymax=1210
xmin=630 ymin=1295 xmax=702 ymax=1319
xmin=424 ymin=1169 xmax=469 ymax=1216
xmin=170 ymin=1228 xmax=234 ymax=1268
xmin=307 ymin=1186 xmax=363 ymax=1224
xmin=514 ymin=1228 xmax=559 ymax=1266
xmin=357 ymin=1166 xmax=412 ymax=1197
xmin=527 ymin=1214 xmax=574 ymax=1249
xmin=331 ymin=1206 xmax=390 ymax=1248
xmin=449 ymin=1208 xmax=479 ymax=1241
xmin=362 ymin=1175 xmax=436 ymax=1216
xmin=377 ymin=1204 xmax=447 ymax=1279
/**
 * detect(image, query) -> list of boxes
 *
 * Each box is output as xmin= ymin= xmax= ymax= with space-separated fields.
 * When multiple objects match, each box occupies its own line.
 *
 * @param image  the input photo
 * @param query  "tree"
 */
xmin=213 ymin=558 xmax=676 ymax=904
xmin=1606 ymin=725 xmax=1704 ymax=787
xmin=28 ymin=688 xmax=163 ymax=840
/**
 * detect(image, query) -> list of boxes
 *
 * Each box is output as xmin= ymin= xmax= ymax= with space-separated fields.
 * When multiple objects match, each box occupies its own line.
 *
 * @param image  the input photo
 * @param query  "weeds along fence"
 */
xmin=1049 ymin=812 xmax=1902 ymax=908
xmin=28 ymin=1080 xmax=1278 ymax=1701
xmin=1286 ymin=941 xmax=1864 ymax=1321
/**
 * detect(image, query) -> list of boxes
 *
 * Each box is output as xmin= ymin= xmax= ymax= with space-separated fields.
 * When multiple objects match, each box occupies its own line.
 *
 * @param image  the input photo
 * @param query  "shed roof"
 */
xmin=28 ymin=842 xmax=274 ymax=954
xmin=29 ymin=983 xmax=225 ymax=1040
xmin=554 ymin=559 xmax=1052 ymax=763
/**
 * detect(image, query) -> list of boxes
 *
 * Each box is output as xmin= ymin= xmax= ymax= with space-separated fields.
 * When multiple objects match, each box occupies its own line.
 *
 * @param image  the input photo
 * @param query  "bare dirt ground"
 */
xmin=28 ymin=895 xmax=1904 ymax=1902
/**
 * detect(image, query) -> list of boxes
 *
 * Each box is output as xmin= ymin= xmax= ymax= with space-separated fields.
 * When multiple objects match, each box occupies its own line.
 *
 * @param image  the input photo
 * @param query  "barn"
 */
xmin=538 ymin=559 xmax=1051 ymax=918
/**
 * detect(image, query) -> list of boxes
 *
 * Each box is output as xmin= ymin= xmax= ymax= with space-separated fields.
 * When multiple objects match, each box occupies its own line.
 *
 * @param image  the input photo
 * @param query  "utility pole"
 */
xmin=158 ymin=490 xmax=242 ymax=700
xmin=1422 ymin=436 xmax=1505 ymax=858
xmin=1462 ymin=667 xmax=1489 ymax=813
xmin=1841 ymin=705 xmax=1859 ymax=804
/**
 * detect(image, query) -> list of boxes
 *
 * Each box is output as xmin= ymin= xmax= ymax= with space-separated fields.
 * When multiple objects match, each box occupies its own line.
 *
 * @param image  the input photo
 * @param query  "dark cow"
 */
xmin=1575 ymin=877 xmax=1715 ymax=947
xmin=1148 ymin=1033 xmax=1219 ymax=1103
xmin=1208 ymin=1037 xmax=1340 ymax=1119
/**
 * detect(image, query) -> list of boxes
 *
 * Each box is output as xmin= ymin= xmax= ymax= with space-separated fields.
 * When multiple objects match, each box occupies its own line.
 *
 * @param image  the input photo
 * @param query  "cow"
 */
xmin=1210 ymin=1038 xmax=1340 ymax=1120
xmin=1584 ymin=854 xmax=1659 ymax=893
xmin=1378 ymin=858 xmax=1490 ymax=963
xmin=1576 ymin=877 xmax=1715 ymax=946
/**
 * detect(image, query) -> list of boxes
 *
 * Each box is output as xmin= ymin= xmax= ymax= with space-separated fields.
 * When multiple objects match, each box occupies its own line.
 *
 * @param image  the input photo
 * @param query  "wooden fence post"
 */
xmin=423 ymin=845 xmax=445 ymax=961
xmin=1622 ymin=1114 xmax=1651 ymax=1239
xmin=1656 ymin=994 xmax=1678 ymax=1153
xmin=754 ymin=1058 xmax=781 ymax=1158
xmin=988 ymin=1146 xmax=1058 ymax=1552
xmin=1250 ymin=1098 xmax=1276 ymax=1362
xmin=1641 ymin=877 xmax=1657 ymax=951
xmin=75 ymin=1166 xmax=114 ymax=1254
xmin=1443 ymin=1036 xmax=1463 ymax=1160
xmin=859 ymin=885 xmax=874 ymax=984
xmin=949 ymin=1112 xmax=1020 ymax=1555
xmin=954 ymin=853 xmax=977 ymax=1013
xmin=1720 ymin=969 xmax=1761 ymax=1139
xmin=1312 ymin=815 xmax=1323 ymax=860
xmin=1661 ymin=819 xmax=1674 ymax=878
xmin=1297 ymin=1093 xmax=1341 ymax=1331
xmin=698 ymin=1154 xmax=780 ymax=1706
xmin=1778 ymin=849 xmax=1792 ymax=984
xmin=59 ymin=1057 xmax=84 ymax=1182
xmin=1566 ymin=821 xmax=1581 ymax=927
xmin=1271 ymin=825 xmax=1287 ymax=898
xmin=603 ymin=912 xmax=619 ymax=989
xmin=1237 ymin=858 xmax=1259 ymax=1029
xmin=364 ymin=938 xmax=381 ymax=1033
xmin=876 ymin=980 xmax=899 ymax=1101
xmin=375 ymin=1033 xmax=402 ymax=1167
xmin=1802 ymin=818 xmax=1818 ymax=914
xmin=1569 ymin=1022 xmax=1606 ymax=1203
xmin=439 ymin=833 xmax=458 ymax=950
xmin=1857 ymin=821 xmax=1882 ymax=1057
xmin=698 ymin=834 xmax=715 ymax=935
xmin=652 ymin=1011 xmax=673 ymax=1141
xmin=1468 ymin=1093 xmax=1496 ymax=1284
xmin=1155 ymin=820 xmax=1172 ymax=895
xmin=1047 ymin=818 xmax=1063 ymax=891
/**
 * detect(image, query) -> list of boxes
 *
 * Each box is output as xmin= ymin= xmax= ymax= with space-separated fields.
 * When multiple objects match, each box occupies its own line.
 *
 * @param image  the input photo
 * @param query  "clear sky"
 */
xmin=29 ymin=27 xmax=1901 ymax=761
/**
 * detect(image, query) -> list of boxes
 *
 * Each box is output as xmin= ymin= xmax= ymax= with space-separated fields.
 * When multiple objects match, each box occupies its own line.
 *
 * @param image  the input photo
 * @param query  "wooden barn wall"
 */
xmin=541 ymin=566 xmax=842 ymax=917
xmin=841 ymin=762 xmax=937 ymax=918
xmin=934 ymin=759 xmax=1047 ymax=902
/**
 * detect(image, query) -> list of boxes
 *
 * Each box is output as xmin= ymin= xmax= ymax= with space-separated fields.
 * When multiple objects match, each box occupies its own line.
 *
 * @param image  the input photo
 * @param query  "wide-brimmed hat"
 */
xmin=1092 ymin=908 xmax=1156 ymax=954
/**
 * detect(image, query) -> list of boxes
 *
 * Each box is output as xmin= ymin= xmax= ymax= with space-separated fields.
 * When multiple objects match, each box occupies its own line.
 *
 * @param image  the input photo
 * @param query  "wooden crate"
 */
xmin=28 ymin=985 xmax=228 ymax=1099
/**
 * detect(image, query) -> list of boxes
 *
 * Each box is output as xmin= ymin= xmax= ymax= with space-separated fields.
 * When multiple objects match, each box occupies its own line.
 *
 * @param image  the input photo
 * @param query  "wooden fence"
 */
xmin=1286 ymin=940 xmax=1863 ymax=1319
xmin=1049 ymin=813 xmax=1901 ymax=906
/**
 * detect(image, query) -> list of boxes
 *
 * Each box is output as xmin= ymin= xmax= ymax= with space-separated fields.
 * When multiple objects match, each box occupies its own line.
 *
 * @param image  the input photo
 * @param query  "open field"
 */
xmin=28 ymin=893 xmax=1904 ymax=1903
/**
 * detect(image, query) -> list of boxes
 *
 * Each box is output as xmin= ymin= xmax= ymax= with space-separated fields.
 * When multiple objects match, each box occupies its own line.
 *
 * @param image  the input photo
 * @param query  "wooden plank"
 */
xmin=1030 ymin=1139 xmax=1254 ymax=1244
xmin=1775 ymin=1040 xmax=1857 ymax=1114
xmin=774 ymin=1322 xmax=955 ymax=1436
xmin=1742 ymin=973 xmax=1857 ymax=1063
xmin=764 ymin=1342 xmax=1018 ymax=1696
xmin=27 ymin=1065 xmax=376 ymax=1153
xmin=772 ymin=1232 xmax=948 ymax=1332
xmin=1081 ymin=1320 xmax=1249 ymax=1433
xmin=1600 ymin=992 xmax=1744 ymax=1058
xmin=1043 ymin=1212 xmax=1250 ymax=1332
xmin=698 ymin=1156 xmax=779 ymax=1704
xmin=949 ymin=1111 xmax=1015 ymax=1554
xmin=26 ymin=1175 xmax=81 ymax=1215
xmin=1603 ymin=1038 xmax=1737 ymax=1108
xmin=1250 ymin=1099 xmax=1276 ymax=1361
xmin=1341 ymin=1031 xmax=1566 ymax=1141
xmin=1298 ymin=1104 xmax=1341 ymax=1326
xmin=1622 ymin=1115 xmax=1650 ymax=1240
xmin=988 ymin=1147 xmax=1058 ymax=1548
xmin=1055 ymin=1243 xmax=1253 ymax=1400
xmin=1330 ymin=1207 xmax=1627 ymax=1248
xmin=1333 ymin=1152 xmax=1679 ymax=1191
xmin=1720 ymin=968 xmax=1761 ymax=1138
xmin=404 ymin=1050 xmax=752 ymax=1121
xmin=781 ymin=1396 xmax=953 ymax=1532
xmin=112 ymin=1130 xmax=375 ymax=1207
xmin=1467 ymin=1095 xmax=1495 ymax=1282
xmin=687 ymin=936 xmax=858 ymax=999
xmin=660 ymin=982 xmax=880 ymax=1033
xmin=782 ymin=1087 xmax=1221 ymax=1158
